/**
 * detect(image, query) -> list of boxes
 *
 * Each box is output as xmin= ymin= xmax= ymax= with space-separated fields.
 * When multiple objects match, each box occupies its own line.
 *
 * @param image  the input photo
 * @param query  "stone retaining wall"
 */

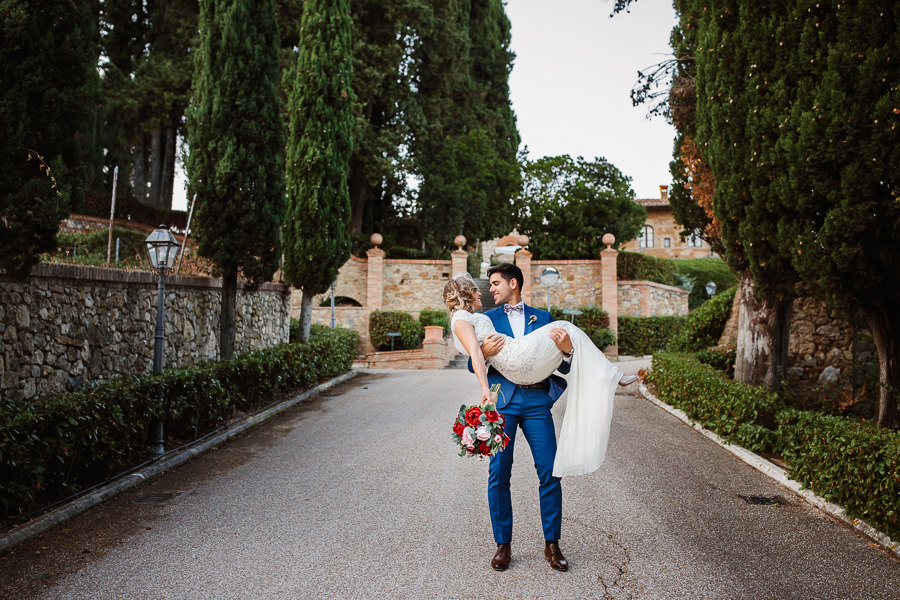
xmin=527 ymin=260 xmax=604 ymax=307
xmin=0 ymin=263 xmax=290 ymax=400
xmin=617 ymin=280 xmax=690 ymax=317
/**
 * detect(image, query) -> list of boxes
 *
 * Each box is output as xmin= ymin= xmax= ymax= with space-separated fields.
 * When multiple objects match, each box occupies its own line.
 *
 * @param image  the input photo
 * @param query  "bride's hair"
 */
xmin=443 ymin=276 xmax=479 ymax=312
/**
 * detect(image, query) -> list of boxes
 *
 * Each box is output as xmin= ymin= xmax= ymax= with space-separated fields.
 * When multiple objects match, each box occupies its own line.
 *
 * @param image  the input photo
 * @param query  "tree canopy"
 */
xmin=515 ymin=155 xmax=644 ymax=259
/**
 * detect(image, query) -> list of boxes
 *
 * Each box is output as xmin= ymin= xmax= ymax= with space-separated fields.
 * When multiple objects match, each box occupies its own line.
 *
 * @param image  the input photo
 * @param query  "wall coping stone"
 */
xmin=618 ymin=279 xmax=689 ymax=296
xmin=532 ymin=259 xmax=602 ymax=265
xmin=384 ymin=258 xmax=452 ymax=265
xmin=1 ymin=262 xmax=289 ymax=294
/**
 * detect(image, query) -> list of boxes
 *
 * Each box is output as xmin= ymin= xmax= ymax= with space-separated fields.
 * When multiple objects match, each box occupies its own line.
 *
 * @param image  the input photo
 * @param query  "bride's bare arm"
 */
xmin=452 ymin=319 xmax=492 ymax=406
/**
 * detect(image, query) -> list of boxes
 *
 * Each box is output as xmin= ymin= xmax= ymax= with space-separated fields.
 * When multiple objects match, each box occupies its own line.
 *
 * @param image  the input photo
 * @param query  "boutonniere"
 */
xmin=528 ymin=315 xmax=537 ymax=326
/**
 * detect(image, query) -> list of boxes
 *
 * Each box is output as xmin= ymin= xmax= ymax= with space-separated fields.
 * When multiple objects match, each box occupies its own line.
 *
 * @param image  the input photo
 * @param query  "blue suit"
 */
xmin=469 ymin=305 xmax=569 ymax=544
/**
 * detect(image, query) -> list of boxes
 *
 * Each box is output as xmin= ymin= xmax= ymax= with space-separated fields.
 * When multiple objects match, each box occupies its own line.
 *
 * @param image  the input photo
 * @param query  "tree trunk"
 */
xmin=348 ymin=158 xmax=368 ymax=233
xmin=220 ymin=271 xmax=238 ymax=361
xmin=298 ymin=288 xmax=313 ymax=342
xmin=160 ymin=125 xmax=176 ymax=210
xmin=734 ymin=273 xmax=792 ymax=390
xmin=866 ymin=306 xmax=899 ymax=428
xmin=149 ymin=126 xmax=162 ymax=207
xmin=133 ymin=130 xmax=146 ymax=204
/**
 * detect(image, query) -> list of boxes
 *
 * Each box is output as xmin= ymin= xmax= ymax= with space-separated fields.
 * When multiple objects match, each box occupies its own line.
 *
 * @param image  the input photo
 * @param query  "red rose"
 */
xmin=501 ymin=433 xmax=510 ymax=448
xmin=484 ymin=410 xmax=500 ymax=422
xmin=465 ymin=406 xmax=482 ymax=427
xmin=452 ymin=421 xmax=465 ymax=438
xmin=478 ymin=441 xmax=492 ymax=455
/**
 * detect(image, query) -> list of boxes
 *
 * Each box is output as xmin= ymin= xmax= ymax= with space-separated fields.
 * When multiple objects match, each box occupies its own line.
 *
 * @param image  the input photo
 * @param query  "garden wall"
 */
xmin=0 ymin=263 xmax=290 ymax=400
xmin=618 ymin=280 xmax=690 ymax=317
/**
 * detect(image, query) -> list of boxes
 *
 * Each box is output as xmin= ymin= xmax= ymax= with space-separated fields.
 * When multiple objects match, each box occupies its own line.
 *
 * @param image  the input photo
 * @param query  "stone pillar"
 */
xmin=366 ymin=234 xmax=385 ymax=311
xmin=451 ymin=234 xmax=468 ymax=276
xmin=423 ymin=325 xmax=445 ymax=357
xmin=600 ymin=233 xmax=618 ymax=357
xmin=515 ymin=249 xmax=533 ymax=305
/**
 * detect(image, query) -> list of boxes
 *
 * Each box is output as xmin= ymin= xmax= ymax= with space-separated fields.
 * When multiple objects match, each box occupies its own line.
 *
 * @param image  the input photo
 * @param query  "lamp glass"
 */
xmin=540 ymin=267 xmax=560 ymax=287
xmin=705 ymin=281 xmax=717 ymax=296
xmin=145 ymin=226 xmax=179 ymax=270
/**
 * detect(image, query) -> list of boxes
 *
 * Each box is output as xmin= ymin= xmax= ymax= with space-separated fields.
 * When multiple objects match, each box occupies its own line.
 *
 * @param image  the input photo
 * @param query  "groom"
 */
xmin=469 ymin=262 xmax=574 ymax=572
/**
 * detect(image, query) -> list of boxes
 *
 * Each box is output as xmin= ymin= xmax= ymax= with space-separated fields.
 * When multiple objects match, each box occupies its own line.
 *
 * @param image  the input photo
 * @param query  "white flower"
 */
xmin=461 ymin=427 xmax=475 ymax=446
xmin=494 ymin=434 xmax=502 ymax=443
xmin=476 ymin=426 xmax=491 ymax=441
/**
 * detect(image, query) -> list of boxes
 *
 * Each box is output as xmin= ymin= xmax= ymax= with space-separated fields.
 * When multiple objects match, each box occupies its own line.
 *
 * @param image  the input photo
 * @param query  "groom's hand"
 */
xmin=550 ymin=328 xmax=573 ymax=355
xmin=481 ymin=334 xmax=505 ymax=357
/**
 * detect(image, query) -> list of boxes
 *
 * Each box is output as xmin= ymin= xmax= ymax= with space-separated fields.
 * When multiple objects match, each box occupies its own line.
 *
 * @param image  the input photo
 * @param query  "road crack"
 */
xmin=562 ymin=516 xmax=633 ymax=599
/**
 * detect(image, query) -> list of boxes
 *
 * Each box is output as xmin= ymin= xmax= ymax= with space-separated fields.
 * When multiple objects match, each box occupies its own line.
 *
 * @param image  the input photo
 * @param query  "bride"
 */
xmin=444 ymin=273 xmax=630 ymax=477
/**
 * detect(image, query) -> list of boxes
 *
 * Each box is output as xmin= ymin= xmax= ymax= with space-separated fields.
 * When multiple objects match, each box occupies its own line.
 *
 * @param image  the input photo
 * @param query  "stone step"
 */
xmin=446 ymin=353 xmax=469 ymax=369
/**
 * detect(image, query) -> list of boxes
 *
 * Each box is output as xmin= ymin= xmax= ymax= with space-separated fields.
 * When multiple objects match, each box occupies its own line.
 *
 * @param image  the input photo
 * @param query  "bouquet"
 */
xmin=452 ymin=384 xmax=510 ymax=458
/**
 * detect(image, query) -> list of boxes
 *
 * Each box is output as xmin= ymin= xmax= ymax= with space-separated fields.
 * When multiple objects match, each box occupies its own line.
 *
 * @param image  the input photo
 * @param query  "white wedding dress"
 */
xmin=451 ymin=310 xmax=622 ymax=477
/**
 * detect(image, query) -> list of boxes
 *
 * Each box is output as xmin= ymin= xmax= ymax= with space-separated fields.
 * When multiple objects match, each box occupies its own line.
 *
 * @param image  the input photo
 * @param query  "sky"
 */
xmin=174 ymin=0 xmax=679 ymax=210
xmin=506 ymin=0 xmax=678 ymax=200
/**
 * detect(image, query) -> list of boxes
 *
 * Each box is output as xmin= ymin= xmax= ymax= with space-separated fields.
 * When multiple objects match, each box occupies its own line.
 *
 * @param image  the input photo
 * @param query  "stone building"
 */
xmin=621 ymin=185 xmax=712 ymax=259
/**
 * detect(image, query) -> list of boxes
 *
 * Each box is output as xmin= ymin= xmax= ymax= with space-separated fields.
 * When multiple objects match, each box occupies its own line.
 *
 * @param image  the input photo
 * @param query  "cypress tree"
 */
xmin=0 ymin=0 xmax=101 ymax=278
xmin=283 ymin=0 xmax=354 ymax=342
xmin=186 ymin=0 xmax=285 ymax=360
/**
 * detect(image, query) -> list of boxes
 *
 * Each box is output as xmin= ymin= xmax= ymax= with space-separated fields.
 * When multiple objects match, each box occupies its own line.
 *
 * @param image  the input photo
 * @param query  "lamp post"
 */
xmin=705 ymin=281 xmax=718 ymax=298
xmin=540 ymin=266 xmax=561 ymax=311
xmin=144 ymin=225 xmax=180 ymax=456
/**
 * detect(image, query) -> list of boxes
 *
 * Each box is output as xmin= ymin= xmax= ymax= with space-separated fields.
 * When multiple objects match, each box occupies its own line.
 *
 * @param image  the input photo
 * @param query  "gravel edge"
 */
xmin=0 ymin=369 xmax=362 ymax=555
xmin=637 ymin=382 xmax=899 ymax=559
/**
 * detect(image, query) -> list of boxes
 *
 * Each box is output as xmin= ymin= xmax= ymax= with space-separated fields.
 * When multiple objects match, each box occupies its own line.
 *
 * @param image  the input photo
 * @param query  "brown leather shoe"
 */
xmin=491 ymin=543 xmax=511 ymax=571
xmin=544 ymin=541 xmax=569 ymax=572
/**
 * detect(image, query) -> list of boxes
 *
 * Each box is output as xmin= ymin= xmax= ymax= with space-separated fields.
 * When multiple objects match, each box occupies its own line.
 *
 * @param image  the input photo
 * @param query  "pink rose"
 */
xmin=461 ymin=427 xmax=475 ymax=446
xmin=476 ymin=426 xmax=491 ymax=441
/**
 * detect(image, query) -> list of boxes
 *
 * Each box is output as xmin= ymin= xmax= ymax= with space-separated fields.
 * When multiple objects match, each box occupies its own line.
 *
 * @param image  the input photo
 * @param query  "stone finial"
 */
xmin=370 ymin=232 xmax=383 ymax=249
xmin=516 ymin=234 xmax=529 ymax=247
xmin=454 ymin=234 xmax=466 ymax=250
xmin=602 ymin=233 xmax=615 ymax=249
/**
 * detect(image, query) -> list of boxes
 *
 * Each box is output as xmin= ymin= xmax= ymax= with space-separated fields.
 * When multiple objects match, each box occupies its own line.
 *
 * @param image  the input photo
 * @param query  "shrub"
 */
xmin=694 ymin=346 xmax=736 ymax=377
xmin=667 ymin=286 xmax=737 ymax=352
xmin=617 ymin=315 xmax=686 ymax=356
xmin=0 ymin=327 xmax=357 ymax=522
xmin=776 ymin=409 xmax=900 ymax=540
xmin=673 ymin=258 xmax=739 ymax=310
xmin=647 ymin=352 xmax=784 ymax=453
xmin=617 ymin=251 xmax=677 ymax=285
xmin=368 ymin=310 xmax=415 ymax=350
xmin=400 ymin=320 xmax=424 ymax=349
xmin=47 ymin=228 xmax=150 ymax=268
xmin=547 ymin=305 xmax=615 ymax=350
xmin=418 ymin=308 xmax=451 ymax=336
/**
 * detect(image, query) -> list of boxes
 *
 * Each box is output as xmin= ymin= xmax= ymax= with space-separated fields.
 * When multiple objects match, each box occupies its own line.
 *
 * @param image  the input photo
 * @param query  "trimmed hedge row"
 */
xmin=672 ymin=258 xmax=738 ymax=310
xmin=549 ymin=305 xmax=616 ymax=350
xmin=419 ymin=309 xmax=451 ymax=336
xmin=0 ymin=327 xmax=358 ymax=522
xmin=668 ymin=286 xmax=737 ymax=352
xmin=648 ymin=352 xmax=899 ymax=540
xmin=369 ymin=310 xmax=415 ymax=350
xmin=617 ymin=251 xmax=678 ymax=285
xmin=617 ymin=316 xmax=686 ymax=356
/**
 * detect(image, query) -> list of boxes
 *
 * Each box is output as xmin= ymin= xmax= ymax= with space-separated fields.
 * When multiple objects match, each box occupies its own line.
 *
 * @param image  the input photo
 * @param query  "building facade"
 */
xmin=621 ymin=185 xmax=712 ymax=259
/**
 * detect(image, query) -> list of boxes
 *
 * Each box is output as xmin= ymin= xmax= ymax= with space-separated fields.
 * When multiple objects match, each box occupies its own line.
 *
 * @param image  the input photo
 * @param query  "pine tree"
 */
xmin=283 ymin=0 xmax=354 ymax=342
xmin=0 ymin=0 xmax=102 ymax=278
xmin=186 ymin=0 xmax=285 ymax=360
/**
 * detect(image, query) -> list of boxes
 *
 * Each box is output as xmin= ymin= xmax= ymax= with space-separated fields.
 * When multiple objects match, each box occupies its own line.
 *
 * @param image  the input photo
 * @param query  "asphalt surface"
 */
xmin=2 ymin=366 xmax=898 ymax=599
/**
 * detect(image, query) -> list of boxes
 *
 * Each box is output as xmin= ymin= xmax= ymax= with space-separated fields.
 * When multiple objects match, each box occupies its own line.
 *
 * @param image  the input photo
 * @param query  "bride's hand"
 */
xmin=480 ymin=386 xmax=492 ymax=407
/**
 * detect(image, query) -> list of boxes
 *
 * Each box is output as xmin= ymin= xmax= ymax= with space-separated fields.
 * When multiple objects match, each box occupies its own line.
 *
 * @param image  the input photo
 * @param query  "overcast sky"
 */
xmin=174 ymin=1 xmax=678 ymax=210
xmin=506 ymin=0 xmax=678 ymax=199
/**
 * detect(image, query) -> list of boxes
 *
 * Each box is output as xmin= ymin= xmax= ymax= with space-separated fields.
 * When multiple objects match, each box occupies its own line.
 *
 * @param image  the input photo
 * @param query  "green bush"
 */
xmin=0 ymin=327 xmax=357 ymax=521
xmin=400 ymin=320 xmax=424 ymax=349
xmin=418 ymin=308 xmax=451 ymax=336
xmin=368 ymin=310 xmax=415 ymax=350
xmin=617 ymin=315 xmax=687 ymax=356
xmin=48 ymin=228 xmax=150 ymax=268
xmin=694 ymin=346 xmax=736 ymax=377
xmin=777 ymin=409 xmax=900 ymax=540
xmin=673 ymin=258 xmax=739 ymax=310
xmin=617 ymin=251 xmax=678 ymax=285
xmin=648 ymin=352 xmax=784 ymax=452
xmin=547 ymin=305 xmax=615 ymax=350
xmin=667 ymin=286 xmax=737 ymax=352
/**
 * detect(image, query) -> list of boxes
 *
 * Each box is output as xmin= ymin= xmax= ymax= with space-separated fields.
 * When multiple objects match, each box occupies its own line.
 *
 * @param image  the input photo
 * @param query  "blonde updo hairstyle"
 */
xmin=443 ymin=277 xmax=479 ymax=313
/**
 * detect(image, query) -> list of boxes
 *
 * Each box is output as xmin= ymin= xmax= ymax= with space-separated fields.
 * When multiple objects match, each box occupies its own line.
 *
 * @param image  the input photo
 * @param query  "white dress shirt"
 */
xmin=505 ymin=301 xmax=526 ymax=338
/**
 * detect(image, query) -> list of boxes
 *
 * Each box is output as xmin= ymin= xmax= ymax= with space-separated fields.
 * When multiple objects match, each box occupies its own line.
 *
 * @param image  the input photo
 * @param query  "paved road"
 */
xmin=2 ymin=367 xmax=897 ymax=599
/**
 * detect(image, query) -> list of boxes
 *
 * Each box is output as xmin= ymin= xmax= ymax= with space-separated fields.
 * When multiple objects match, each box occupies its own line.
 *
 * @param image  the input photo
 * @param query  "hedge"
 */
xmin=672 ymin=258 xmax=739 ymax=310
xmin=400 ymin=320 xmax=424 ymax=349
xmin=418 ymin=308 xmax=451 ymax=336
xmin=667 ymin=286 xmax=737 ymax=352
xmin=0 ymin=327 xmax=357 ymax=522
xmin=368 ymin=310 xmax=416 ymax=350
xmin=617 ymin=315 xmax=686 ymax=356
xmin=617 ymin=251 xmax=678 ymax=285
xmin=549 ymin=305 xmax=616 ymax=350
xmin=649 ymin=351 xmax=900 ymax=541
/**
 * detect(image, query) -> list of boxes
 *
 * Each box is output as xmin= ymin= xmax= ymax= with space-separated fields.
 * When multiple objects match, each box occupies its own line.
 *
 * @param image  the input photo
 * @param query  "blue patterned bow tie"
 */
xmin=503 ymin=304 xmax=524 ymax=314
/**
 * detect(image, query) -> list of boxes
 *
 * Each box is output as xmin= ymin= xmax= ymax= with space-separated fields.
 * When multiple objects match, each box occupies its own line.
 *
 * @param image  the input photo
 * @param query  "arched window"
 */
xmin=639 ymin=225 xmax=654 ymax=248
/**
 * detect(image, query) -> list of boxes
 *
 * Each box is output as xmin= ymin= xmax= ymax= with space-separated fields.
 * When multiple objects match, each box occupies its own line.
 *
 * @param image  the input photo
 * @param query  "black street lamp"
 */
xmin=145 ymin=225 xmax=180 ymax=456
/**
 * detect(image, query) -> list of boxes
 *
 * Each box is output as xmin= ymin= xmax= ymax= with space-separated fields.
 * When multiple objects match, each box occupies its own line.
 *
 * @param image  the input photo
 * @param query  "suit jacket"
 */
xmin=468 ymin=304 xmax=569 ymax=411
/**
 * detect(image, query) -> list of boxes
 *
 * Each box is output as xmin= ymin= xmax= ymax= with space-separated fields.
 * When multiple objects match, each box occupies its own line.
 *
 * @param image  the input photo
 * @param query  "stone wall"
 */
xmin=0 ymin=263 xmax=290 ymax=400
xmin=310 ymin=307 xmax=369 ymax=352
xmin=527 ymin=260 xmax=604 ymax=307
xmin=617 ymin=280 xmax=690 ymax=317
xmin=381 ymin=259 xmax=453 ymax=312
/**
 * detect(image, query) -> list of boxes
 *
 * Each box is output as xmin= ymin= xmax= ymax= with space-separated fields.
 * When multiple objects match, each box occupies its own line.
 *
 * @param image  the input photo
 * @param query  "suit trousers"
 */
xmin=488 ymin=387 xmax=562 ymax=544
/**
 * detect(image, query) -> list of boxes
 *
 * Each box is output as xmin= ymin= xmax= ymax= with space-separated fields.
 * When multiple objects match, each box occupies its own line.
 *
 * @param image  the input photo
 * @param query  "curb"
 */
xmin=0 ymin=369 xmax=362 ymax=555
xmin=637 ymin=382 xmax=899 ymax=559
